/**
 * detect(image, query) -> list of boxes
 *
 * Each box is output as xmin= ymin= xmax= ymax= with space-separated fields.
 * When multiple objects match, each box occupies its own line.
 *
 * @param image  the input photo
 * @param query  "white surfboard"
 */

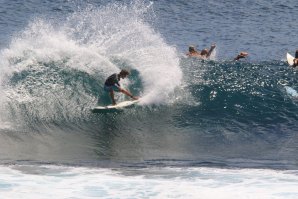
xmin=92 ymin=100 xmax=140 ymax=113
xmin=287 ymin=53 xmax=294 ymax=66
xmin=285 ymin=86 xmax=298 ymax=97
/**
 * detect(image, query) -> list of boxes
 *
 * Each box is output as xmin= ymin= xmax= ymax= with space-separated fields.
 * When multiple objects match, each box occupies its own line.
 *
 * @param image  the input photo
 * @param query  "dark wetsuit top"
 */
xmin=104 ymin=74 xmax=120 ymax=87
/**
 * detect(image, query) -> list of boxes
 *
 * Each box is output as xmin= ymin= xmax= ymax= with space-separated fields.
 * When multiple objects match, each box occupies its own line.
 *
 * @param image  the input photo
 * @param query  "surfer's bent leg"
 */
xmin=109 ymin=90 xmax=116 ymax=105
xmin=104 ymin=85 xmax=117 ymax=105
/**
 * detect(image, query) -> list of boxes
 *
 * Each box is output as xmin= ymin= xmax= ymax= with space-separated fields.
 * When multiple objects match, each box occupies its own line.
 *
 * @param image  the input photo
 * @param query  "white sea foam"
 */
xmin=0 ymin=1 xmax=182 ymax=108
xmin=0 ymin=165 xmax=297 ymax=199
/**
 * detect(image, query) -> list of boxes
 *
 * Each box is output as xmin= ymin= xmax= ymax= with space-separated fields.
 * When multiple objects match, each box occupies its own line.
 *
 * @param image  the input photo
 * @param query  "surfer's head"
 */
xmin=119 ymin=69 xmax=130 ymax=79
xmin=189 ymin=46 xmax=196 ymax=53
xmin=200 ymin=49 xmax=208 ymax=55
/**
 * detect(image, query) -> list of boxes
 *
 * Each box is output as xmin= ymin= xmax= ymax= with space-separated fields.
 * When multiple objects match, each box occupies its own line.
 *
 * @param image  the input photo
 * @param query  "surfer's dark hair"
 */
xmin=295 ymin=50 xmax=298 ymax=58
xmin=189 ymin=46 xmax=195 ymax=52
xmin=120 ymin=69 xmax=130 ymax=76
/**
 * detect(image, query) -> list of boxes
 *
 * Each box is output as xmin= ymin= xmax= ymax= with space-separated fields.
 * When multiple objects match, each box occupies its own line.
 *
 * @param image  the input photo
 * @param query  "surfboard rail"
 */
xmin=92 ymin=99 xmax=140 ymax=113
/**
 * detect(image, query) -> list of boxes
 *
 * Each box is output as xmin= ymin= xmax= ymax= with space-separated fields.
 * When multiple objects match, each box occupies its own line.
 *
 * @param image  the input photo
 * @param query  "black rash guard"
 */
xmin=104 ymin=74 xmax=120 ymax=87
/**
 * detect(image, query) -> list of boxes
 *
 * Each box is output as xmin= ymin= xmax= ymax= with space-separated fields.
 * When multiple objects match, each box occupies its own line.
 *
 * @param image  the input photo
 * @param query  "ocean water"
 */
xmin=0 ymin=0 xmax=298 ymax=198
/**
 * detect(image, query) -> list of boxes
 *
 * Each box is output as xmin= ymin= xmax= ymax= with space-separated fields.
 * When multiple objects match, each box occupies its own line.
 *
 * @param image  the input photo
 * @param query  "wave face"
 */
xmin=0 ymin=1 xmax=297 ymax=169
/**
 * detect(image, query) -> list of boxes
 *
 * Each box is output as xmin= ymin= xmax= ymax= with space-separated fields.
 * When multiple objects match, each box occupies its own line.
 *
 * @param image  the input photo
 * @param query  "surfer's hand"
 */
xmin=132 ymin=96 xmax=139 ymax=100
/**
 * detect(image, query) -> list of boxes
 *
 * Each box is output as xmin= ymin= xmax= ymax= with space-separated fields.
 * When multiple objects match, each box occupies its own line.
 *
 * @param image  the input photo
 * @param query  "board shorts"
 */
xmin=104 ymin=85 xmax=120 ymax=92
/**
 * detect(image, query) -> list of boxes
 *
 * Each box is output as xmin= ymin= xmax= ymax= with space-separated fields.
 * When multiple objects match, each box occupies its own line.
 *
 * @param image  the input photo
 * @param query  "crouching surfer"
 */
xmin=104 ymin=69 xmax=138 ymax=105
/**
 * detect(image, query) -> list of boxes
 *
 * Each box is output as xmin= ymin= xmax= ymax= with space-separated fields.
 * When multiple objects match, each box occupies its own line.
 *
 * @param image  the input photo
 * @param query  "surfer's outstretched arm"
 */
xmin=206 ymin=43 xmax=216 ymax=58
xmin=119 ymin=88 xmax=138 ymax=100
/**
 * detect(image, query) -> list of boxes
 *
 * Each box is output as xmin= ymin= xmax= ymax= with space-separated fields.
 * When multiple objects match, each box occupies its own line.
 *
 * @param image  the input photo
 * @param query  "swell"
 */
xmin=2 ymin=58 xmax=298 ymax=134
xmin=180 ymin=58 xmax=298 ymax=124
xmin=1 ymin=58 xmax=298 ymax=166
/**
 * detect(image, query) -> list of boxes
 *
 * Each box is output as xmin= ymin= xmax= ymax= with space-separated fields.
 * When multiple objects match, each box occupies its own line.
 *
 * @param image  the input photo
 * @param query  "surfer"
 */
xmin=234 ymin=52 xmax=249 ymax=61
xmin=104 ymin=69 xmax=138 ymax=105
xmin=293 ymin=50 xmax=298 ymax=67
xmin=186 ymin=43 xmax=216 ymax=59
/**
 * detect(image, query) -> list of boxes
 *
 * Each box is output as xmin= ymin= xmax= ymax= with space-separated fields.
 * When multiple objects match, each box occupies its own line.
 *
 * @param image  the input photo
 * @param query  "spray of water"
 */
xmin=0 ymin=1 xmax=183 ymax=123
